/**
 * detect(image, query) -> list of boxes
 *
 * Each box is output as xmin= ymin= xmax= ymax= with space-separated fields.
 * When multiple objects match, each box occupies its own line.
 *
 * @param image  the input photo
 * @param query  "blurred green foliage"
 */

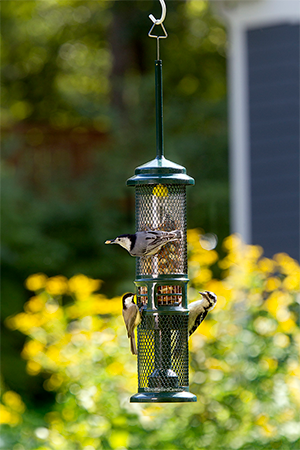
xmin=1 ymin=0 xmax=228 ymax=406
xmin=1 ymin=232 xmax=300 ymax=450
xmin=1 ymin=0 xmax=228 ymax=397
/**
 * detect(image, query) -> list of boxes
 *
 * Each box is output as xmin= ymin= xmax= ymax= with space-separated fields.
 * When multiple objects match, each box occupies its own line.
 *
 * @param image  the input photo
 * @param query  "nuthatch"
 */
xmin=105 ymin=230 xmax=182 ymax=257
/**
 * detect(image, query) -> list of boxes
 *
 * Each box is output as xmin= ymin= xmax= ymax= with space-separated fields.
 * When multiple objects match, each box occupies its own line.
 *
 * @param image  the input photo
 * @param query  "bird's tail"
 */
xmin=130 ymin=333 xmax=137 ymax=355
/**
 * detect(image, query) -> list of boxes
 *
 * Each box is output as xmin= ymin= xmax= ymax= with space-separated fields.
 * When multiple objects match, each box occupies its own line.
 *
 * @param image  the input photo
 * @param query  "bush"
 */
xmin=2 ymin=231 xmax=300 ymax=450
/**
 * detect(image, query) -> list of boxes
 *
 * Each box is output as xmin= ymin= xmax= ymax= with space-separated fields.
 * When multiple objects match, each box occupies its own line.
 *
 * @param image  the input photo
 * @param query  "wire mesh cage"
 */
xmin=127 ymin=158 xmax=196 ymax=402
xmin=134 ymin=276 xmax=191 ymax=402
xmin=138 ymin=313 xmax=189 ymax=391
xmin=135 ymin=184 xmax=187 ymax=278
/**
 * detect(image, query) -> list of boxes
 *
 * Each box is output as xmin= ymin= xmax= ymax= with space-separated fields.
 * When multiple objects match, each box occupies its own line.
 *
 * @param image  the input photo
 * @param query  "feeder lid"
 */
xmin=127 ymin=156 xmax=195 ymax=186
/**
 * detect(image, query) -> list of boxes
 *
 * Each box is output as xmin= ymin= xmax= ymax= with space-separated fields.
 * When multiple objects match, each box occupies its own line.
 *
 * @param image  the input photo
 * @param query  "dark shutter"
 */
xmin=247 ymin=24 xmax=300 ymax=260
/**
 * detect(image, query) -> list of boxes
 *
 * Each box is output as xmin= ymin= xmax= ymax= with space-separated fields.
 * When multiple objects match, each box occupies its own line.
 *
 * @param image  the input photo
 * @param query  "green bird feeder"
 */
xmin=127 ymin=1 xmax=196 ymax=403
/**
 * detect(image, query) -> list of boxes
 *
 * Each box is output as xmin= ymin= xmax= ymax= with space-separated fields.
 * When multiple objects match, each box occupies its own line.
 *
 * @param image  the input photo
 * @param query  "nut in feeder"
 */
xmin=126 ymin=0 xmax=196 ymax=403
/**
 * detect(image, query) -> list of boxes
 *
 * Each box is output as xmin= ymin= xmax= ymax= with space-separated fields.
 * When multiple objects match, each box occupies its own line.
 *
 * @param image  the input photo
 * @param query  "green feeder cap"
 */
xmin=127 ymin=156 xmax=195 ymax=186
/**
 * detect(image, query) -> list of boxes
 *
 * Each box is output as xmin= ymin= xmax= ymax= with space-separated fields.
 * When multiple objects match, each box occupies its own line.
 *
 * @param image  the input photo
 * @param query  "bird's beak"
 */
xmin=105 ymin=239 xmax=113 ymax=244
xmin=199 ymin=291 xmax=206 ymax=296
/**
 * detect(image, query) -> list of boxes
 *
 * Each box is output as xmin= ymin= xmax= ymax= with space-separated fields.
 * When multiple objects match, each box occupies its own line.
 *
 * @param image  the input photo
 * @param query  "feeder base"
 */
xmin=130 ymin=391 xmax=197 ymax=403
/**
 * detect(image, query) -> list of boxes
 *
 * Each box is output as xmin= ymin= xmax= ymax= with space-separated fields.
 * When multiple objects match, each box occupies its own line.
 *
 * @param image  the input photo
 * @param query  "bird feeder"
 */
xmin=127 ymin=2 xmax=196 ymax=403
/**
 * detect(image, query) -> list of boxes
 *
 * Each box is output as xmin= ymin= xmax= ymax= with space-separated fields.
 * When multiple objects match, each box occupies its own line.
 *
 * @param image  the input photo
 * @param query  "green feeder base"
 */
xmin=130 ymin=391 xmax=197 ymax=403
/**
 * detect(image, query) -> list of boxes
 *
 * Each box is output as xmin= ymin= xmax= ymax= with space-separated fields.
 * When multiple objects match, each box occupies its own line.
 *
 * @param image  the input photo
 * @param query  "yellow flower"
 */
xmin=255 ymin=413 xmax=269 ymax=426
xmin=259 ymin=357 xmax=278 ymax=371
xmin=222 ymin=234 xmax=242 ymax=251
xmin=46 ymin=346 xmax=61 ymax=364
xmin=258 ymin=257 xmax=275 ymax=274
xmin=92 ymin=295 xmax=121 ymax=316
xmin=218 ymin=257 xmax=231 ymax=270
xmin=109 ymin=431 xmax=129 ymax=449
xmin=187 ymin=228 xmax=202 ymax=246
xmin=5 ymin=312 xmax=43 ymax=334
xmin=205 ymin=357 xmax=229 ymax=372
xmin=288 ymin=360 xmax=300 ymax=377
xmin=274 ymin=253 xmax=300 ymax=275
xmin=69 ymin=274 xmax=102 ymax=299
xmin=264 ymin=292 xmax=281 ymax=317
xmin=24 ymin=296 xmax=45 ymax=313
xmin=46 ymin=276 xmax=68 ymax=296
xmin=278 ymin=317 xmax=297 ymax=333
xmin=246 ymin=245 xmax=263 ymax=261
xmin=265 ymin=277 xmax=281 ymax=292
xmin=25 ymin=273 xmax=48 ymax=292
xmin=2 ymin=391 xmax=25 ymax=413
xmin=199 ymin=249 xmax=218 ymax=266
xmin=261 ymin=423 xmax=277 ymax=437
xmin=107 ymin=361 xmax=125 ymax=376
xmin=8 ymin=412 xmax=21 ymax=426
xmin=194 ymin=268 xmax=212 ymax=284
xmin=283 ymin=273 xmax=300 ymax=291
xmin=65 ymin=304 xmax=81 ymax=319
xmin=192 ymin=320 xmax=216 ymax=340
xmin=21 ymin=340 xmax=44 ymax=359
xmin=0 ymin=405 xmax=12 ymax=424
xmin=44 ymin=374 xmax=64 ymax=391
xmin=205 ymin=279 xmax=232 ymax=306
xmin=26 ymin=360 xmax=42 ymax=376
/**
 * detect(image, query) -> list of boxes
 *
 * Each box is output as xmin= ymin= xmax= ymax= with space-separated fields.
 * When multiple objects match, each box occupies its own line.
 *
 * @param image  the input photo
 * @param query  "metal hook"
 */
xmin=149 ymin=0 xmax=166 ymax=25
xmin=148 ymin=0 xmax=168 ymax=60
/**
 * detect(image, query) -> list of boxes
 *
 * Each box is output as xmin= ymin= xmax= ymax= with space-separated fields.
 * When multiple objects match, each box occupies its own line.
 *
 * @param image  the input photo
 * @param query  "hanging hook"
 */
xmin=149 ymin=0 xmax=166 ymax=25
xmin=148 ymin=0 xmax=168 ymax=60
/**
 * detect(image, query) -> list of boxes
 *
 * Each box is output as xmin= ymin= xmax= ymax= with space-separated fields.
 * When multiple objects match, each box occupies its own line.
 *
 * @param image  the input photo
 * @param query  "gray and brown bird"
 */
xmin=188 ymin=291 xmax=217 ymax=337
xmin=105 ymin=230 xmax=182 ymax=258
xmin=122 ymin=293 xmax=142 ymax=355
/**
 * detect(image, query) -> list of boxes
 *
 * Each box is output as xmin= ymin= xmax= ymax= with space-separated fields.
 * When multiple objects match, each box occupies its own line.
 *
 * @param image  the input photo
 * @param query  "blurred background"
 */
xmin=1 ymin=0 xmax=228 ymax=399
xmin=1 ymin=1 xmax=299 ymax=450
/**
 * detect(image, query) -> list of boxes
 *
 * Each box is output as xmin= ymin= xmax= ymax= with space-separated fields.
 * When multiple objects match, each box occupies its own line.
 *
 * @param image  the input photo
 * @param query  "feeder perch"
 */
xmin=126 ymin=4 xmax=196 ymax=403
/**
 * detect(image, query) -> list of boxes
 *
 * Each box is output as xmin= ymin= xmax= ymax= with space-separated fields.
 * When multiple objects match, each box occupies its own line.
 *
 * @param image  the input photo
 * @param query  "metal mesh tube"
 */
xmin=135 ymin=184 xmax=187 ymax=278
xmin=137 ymin=313 xmax=189 ymax=391
xmin=131 ymin=182 xmax=195 ymax=401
